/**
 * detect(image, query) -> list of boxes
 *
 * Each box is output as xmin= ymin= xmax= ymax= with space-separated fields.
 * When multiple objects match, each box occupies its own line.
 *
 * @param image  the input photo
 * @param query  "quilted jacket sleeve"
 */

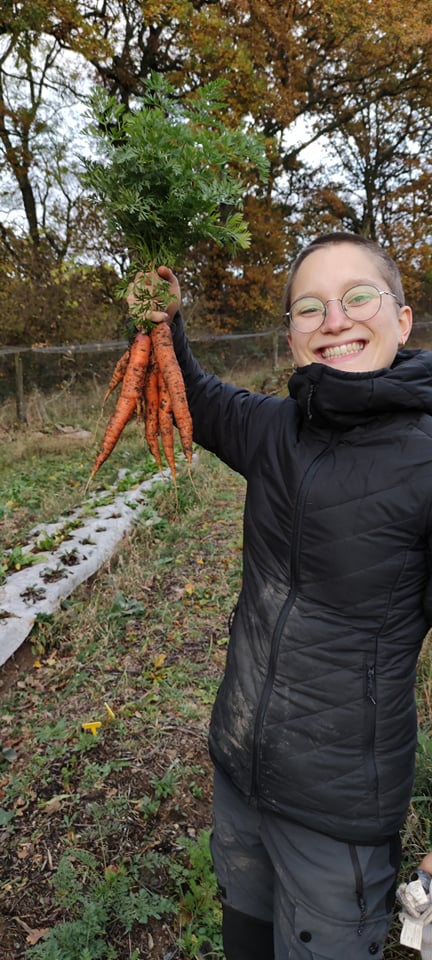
xmin=422 ymin=534 xmax=432 ymax=627
xmin=171 ymin=311 xmax=285 ymax=477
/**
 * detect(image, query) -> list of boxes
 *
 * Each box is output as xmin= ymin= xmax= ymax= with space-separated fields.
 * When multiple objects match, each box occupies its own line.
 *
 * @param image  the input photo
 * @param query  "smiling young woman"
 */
xmin=144 ymin=235 xmax=432 ymax=960
xmin=285 ymin=237 xmax=412 ymax=372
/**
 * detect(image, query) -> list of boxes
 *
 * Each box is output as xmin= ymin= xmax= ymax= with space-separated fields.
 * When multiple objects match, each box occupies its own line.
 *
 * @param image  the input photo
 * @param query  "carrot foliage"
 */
xmin=81 ymin=74 xmax=270 ymax=275
xmin=82 ymin=75 xmax=269 ymax=485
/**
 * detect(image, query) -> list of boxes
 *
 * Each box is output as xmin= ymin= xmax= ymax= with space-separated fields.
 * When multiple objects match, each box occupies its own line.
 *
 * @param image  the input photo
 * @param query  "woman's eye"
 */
xmin=298 ymin=301 xmax=322 ymax=315
xmin=344 ymin=286 xmax=378 ymax=308
xmin=350 ymin=295 xmax=371 ymax=305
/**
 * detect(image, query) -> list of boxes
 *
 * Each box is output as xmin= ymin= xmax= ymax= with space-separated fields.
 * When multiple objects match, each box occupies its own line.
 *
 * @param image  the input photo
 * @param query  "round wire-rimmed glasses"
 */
xmin=285 ymin=283 xmax=402 ymax=333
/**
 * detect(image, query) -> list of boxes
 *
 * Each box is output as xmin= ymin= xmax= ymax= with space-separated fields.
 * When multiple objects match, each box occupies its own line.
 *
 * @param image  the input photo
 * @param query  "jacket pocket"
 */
xmin=293 ymin=899 xmax=392 ymax=959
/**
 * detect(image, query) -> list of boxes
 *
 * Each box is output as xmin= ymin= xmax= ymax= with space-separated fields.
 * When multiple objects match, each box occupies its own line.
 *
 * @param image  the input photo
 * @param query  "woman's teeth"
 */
xmin=321 ymin=341 xmax=365 ymax=360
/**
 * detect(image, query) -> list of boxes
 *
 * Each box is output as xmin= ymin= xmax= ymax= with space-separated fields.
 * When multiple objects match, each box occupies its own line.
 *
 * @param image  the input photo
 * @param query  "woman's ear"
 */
xmin=398 ymin=305 xmax=413 ymax=345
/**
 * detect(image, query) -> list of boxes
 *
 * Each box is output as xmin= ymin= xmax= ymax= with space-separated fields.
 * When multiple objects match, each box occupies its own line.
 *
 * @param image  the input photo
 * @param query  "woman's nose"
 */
xmin=320 ymin=298 xmax=353 ymax=333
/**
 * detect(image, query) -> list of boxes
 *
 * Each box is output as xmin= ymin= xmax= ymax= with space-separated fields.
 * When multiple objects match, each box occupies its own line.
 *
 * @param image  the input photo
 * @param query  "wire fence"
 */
xmin=2 ymin=318 xmax=432 ymax=423
xmin=0 ymin=328 xmax=287 ymax=422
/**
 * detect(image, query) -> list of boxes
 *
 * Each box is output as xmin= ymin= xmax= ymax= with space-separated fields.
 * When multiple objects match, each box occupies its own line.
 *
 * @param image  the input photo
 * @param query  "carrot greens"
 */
xmin=82 ymin=73 xmax=270 ymax=275
xmin=81 ymin=74 xmax=269 ymax=484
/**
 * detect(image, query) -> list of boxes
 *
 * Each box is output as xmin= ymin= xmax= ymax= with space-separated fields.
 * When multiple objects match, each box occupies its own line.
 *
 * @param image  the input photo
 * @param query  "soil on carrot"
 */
xmin=0 ymin=453 xmax=245 ymax=960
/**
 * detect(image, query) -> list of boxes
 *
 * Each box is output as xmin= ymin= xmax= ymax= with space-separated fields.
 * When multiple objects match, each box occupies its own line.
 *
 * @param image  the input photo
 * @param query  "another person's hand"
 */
xmin=417 ymin=852 xmax=432 ymax=875
xmin=126 ymin=266 xmax=181 ymax=326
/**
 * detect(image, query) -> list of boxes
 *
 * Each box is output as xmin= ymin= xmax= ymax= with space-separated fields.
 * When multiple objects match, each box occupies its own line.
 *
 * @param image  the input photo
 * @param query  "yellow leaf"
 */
xmin=184 ymin=582 xmax=195 ymax=594
xmin=153 ymin=653 xmax=166 ymax=670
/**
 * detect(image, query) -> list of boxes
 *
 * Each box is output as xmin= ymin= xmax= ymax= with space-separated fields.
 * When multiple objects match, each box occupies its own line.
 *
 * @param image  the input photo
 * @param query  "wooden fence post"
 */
xmin=272 ymin=331 xmax=279 ymax=371
xmin=15 ymin=352 xmax=27 ymax=423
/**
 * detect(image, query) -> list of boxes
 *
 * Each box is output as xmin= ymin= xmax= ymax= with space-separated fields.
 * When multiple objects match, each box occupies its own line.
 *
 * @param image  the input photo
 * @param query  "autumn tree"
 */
xmin=289 ymin=93 xmax=432 ymax=302
xmin=174 ymin=0 xmax=432 ymax=324
xmin=181 ymin=194 xmax=291 ymax=334
xmin=3 ymin=0 xmax=432 ymax=341
xmin=267 ymin=0 xmax=432 ymax=300
xmin=0 ymin=1 xmax=108 ymax=248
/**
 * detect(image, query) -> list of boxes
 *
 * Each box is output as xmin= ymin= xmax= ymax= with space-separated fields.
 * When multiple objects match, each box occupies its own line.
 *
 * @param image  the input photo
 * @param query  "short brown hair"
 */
xmin=284 ymin=232 xmax=405 ymax=322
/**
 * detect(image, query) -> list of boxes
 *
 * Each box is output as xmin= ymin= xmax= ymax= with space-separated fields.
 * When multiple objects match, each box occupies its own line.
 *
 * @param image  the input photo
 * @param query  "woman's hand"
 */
xmin=126 ymin=266 xmax=181 ymax=325
xmin=156 ymin=265 xmax=181 ymax=322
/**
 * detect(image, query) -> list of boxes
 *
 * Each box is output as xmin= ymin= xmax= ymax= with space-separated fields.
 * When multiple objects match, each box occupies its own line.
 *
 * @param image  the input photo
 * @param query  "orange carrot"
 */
xmin=88 ymin=332 xmax=151 ymax=482
xmin=143 ymin=354 xmax=163 ymax=469
xmin=157 ymin=365 xmax=176 ymax=482
xmin=104 ymin=348 xmax=130 ymax=403
xmin=150 ymin=321 xmax=193 ymax=463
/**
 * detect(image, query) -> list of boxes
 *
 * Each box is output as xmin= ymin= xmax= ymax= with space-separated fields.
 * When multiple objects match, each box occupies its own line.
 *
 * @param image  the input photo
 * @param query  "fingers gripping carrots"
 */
xmin=88 ymin=269 xmax=193 ymax=486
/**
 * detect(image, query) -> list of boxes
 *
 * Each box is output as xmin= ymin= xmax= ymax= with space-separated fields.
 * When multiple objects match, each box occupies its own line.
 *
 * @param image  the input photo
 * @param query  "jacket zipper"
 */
xmin=250 ymin=433 xmax=339 ymax=799
xmin=349 ymin=844 xmax=368 ymax=935
xmin=365 ymin=662 xmax=378 ymax=794
xmin=367 ymin=665 xmax=376 ymax=705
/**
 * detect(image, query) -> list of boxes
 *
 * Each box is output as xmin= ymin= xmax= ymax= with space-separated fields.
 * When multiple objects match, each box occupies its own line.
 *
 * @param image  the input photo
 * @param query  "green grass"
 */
xmin=0 ymin=442 xmax=243 ymax=959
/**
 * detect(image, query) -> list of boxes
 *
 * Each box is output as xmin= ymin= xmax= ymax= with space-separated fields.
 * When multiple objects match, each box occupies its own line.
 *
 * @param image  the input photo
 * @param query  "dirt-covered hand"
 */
xmin=126 ymin=267 xmax=181 ymax=327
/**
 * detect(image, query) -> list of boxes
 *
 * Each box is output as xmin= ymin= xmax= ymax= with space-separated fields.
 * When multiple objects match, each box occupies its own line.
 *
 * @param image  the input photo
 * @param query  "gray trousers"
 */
xmin=210 ymin=769 xmax=401 ymax=960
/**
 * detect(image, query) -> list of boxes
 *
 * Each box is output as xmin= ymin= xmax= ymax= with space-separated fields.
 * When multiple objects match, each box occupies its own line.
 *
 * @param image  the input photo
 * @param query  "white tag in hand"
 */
xmin=407 ymin=879 xmax=430 ymax=908
xmin=400 ymin=916 xmax=424 ymax=951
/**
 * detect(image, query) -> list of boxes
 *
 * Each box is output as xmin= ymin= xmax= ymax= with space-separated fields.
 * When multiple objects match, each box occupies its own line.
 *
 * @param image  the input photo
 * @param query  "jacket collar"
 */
xmin=288 ymin=349 xmax=432 ymax=429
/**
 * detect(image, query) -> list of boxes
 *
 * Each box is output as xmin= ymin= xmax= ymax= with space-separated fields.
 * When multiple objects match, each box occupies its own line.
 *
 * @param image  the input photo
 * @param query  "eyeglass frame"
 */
xmin=284 ymin=283 xmax=402 ymax=333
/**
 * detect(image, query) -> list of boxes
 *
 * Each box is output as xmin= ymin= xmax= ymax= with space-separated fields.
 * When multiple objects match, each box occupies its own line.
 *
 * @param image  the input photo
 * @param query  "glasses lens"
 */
xmin=290 ymin=296 xmax=325 ymax=332
xmin=342 ymin=284 xmax=381 ymax=321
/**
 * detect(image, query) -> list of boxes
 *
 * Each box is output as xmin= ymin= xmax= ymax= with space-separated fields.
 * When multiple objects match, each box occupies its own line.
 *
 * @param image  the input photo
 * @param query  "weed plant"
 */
xmin=24 ymin=831 xmax=222 ymax=960
xmin=27 ymin=848 xmax=177 ymax=960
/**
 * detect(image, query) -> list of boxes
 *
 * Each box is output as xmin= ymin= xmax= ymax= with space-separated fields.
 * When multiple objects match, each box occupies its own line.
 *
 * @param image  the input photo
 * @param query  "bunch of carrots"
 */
xmin=87 ymin=275 xmax=193 ymax=487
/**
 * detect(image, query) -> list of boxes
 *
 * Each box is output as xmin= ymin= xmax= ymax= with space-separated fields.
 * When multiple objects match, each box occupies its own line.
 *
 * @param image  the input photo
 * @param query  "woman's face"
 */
xmin=287 ymin=243 xmax=412 ymax=372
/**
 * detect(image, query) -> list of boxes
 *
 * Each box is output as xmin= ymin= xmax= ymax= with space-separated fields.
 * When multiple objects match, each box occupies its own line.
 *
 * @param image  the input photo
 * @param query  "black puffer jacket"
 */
xmin=173 ymin=314 xmax=432 ymax=844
